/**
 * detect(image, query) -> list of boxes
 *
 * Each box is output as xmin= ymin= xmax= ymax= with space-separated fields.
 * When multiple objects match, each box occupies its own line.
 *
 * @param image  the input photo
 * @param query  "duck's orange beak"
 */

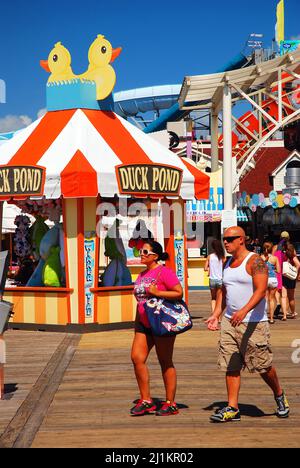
xmin=40 ymin=60 xmax=51 ymax=73
xmin=110 ymin=47 xmax=122 ymax=63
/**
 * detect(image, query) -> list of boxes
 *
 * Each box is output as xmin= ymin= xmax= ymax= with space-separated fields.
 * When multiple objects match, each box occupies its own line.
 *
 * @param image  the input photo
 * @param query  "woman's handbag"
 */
xmin=143 ymin=297 xmax=193 ymax=337
xmin=282 ymin=261 xmax=298 ymax=280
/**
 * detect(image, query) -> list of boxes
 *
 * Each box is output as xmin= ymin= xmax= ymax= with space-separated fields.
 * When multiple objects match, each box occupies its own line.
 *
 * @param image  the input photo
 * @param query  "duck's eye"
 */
xmin=53 ymin=55 xmax=58 ymax=62
xmin=101 ymin=46 xmax=107 ymax=54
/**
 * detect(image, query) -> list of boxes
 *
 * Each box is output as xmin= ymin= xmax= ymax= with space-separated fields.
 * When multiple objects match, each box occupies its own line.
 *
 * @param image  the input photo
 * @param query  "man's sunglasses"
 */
xmin=223 ymin=236 xmax=242 ymax=243
xmin=139 ymin=249 xmax=156 ymax=256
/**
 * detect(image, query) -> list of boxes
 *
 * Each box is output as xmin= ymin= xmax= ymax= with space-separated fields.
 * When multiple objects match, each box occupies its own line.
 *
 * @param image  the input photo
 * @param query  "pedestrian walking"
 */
xmin=130 ymin=239 xmax=183 ymax=417
xmin=282 ymin=241 xmax=300 ymax=320
xmin=206 ymin=226 xmax=289 ymax=423
xmin=204 ymin=239 xmax=226 ymax=313
xmin=260 ymin=242 xmax=280 ymax=324
xmin=273 ymin=237 xmax=288 ymax=319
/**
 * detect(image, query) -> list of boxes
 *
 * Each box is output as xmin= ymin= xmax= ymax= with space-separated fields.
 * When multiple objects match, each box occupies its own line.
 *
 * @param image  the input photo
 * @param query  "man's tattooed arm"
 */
xmin=251 ymin=256 xmax=268 ymax=276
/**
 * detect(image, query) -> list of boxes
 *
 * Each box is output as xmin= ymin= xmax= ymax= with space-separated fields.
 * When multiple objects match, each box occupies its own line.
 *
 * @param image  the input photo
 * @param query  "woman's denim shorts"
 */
xmin=209 ymin=279 xmax=223 ymax=290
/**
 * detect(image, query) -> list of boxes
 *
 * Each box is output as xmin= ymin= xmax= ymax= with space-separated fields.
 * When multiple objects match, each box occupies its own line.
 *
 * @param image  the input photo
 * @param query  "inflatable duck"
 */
xmin=40 ymin=42 xmax=76 ymax=83
xmin=27 ymin=223 xmax=65 ymax=287
xmin=79 ymin=35 xmax=122 ymax=100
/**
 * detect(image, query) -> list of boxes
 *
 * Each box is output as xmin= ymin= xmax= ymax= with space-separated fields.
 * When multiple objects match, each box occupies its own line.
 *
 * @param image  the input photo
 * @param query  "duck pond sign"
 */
xmin=0 ymin=166 xmax=45 ymax=197
xmin=116 ymin=164 xmax=183 ymax=197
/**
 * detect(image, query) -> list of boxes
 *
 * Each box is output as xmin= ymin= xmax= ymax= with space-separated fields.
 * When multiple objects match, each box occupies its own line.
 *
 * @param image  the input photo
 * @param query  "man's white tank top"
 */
xmin=223 ymin=252 xmax=268 ymax=323
xmin=209 ymin=253 xmax=223 ymax=281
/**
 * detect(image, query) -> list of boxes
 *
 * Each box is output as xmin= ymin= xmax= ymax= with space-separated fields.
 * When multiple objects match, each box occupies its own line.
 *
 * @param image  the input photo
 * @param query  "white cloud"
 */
xmin=0 ymin=114 xmax=32 ymax=133
xmin=37 ymin=108 xmax=47 ymax=119
xmin=0 ymin=108 xmax=47 ymax=133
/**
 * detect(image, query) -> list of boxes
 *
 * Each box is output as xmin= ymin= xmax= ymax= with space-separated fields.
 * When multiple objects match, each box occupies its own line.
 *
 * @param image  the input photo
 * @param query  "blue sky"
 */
xmin=0 ymin=0 xmax=299 ymax=131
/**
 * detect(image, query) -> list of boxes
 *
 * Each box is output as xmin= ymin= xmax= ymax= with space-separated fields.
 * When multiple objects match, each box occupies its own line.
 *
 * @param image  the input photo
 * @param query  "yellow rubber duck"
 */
xmin=79 ymin=35 xmax=122 ymax=100
xmin=40 ymin=42 xmax=76 ymax=83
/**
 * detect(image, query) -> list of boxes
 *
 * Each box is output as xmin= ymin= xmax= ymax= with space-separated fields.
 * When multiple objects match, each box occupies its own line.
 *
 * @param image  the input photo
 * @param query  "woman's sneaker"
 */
xmin=130 ymin=399 xmax=156 ymax=416
xmin=210 ymin=406 xmax=241 ymax=423
xmin=156 ymin=402 xmax=179 ymax=416
xmin=275 ymin=392 xmax=290 ymax=418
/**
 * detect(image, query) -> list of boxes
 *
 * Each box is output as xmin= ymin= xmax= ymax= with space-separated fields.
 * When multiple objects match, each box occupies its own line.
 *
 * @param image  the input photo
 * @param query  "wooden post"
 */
xmin=0 ymin=334 xmax=5 ymax=399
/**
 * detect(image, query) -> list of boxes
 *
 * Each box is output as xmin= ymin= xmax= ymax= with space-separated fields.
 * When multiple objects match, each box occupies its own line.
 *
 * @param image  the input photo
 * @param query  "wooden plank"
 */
xmin=0 ymin=334 xmax=80 ymax=448
xmin=0 ymin=290 xmax=299 ymax=448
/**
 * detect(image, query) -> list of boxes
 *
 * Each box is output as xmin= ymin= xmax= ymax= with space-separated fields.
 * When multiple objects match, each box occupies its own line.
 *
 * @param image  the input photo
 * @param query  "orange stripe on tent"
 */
xmin=35 ymin=293 xmax=46 ymax=324
xmin=84 ymin=110 xmax=152 ymax=165
xmin=61 ymin=150 xmax=98 ymax=198
xmin=180 ymin=159 xmax=210 ymax=200
xmin=121 ymin=292 xmax=134 ymax=322
xmin=11 ymin=292 xmax=24 ymax=323
xmin=98 ymin=293 xmax=110 ymax=324
xmin=7 ymin=110 xmax=77 ymax=166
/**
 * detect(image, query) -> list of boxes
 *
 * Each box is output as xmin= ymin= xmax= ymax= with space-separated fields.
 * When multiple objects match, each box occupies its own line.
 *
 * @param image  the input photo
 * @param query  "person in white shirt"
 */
xmin=206 ymin=226 xmax=289 ymax=423
xmin=204 ymin=239 xmax=226 ymax=313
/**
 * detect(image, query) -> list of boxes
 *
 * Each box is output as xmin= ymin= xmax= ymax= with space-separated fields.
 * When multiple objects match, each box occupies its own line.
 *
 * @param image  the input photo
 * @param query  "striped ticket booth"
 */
xmin=0 ymin=108 xmax=209 ymax=331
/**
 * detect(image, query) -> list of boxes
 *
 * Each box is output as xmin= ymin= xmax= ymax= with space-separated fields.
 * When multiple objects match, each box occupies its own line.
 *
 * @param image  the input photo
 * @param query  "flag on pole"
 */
xmin=275 ymin=0 xmax=285 ymax=46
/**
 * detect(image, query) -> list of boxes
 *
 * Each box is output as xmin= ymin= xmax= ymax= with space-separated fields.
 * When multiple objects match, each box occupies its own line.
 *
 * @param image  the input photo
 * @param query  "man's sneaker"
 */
xmin=130 ymin=399 xmax=156 ymax=416
xmin=156 ymin=401 xmax=179 ymax=416
xmin=275 ymin=392 xmax=290 ymax=418
xmin=210 ymin=406 xmax=241 ymax=423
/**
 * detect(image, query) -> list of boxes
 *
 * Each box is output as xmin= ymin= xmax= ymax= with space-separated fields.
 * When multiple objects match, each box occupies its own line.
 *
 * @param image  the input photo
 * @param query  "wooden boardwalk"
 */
xmin=0 ymin=291 xmax=299 ymax=448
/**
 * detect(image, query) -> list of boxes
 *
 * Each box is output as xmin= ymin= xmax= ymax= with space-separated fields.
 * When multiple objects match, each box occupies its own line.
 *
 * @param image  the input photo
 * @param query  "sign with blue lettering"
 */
xmin=174 ymin=233 xmax=185 ymax=297
xmin=186 ymin=187 xmax=224 ymax=222
xmin=84 ymin=238 xmax=95 ymax=318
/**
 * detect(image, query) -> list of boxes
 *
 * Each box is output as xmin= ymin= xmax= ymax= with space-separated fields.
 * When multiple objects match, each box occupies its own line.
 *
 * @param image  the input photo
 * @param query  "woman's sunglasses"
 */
xmin=139 ymin=249 xmax=156 ymax=256
xmin=223 ymin=236 xmax=241 ymax=243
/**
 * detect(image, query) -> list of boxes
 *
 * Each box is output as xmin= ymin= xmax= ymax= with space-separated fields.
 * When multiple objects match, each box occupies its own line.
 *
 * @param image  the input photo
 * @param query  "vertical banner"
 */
xmin=276 ymin=0 xmax=285 ymax=46
xmin=84 ymin=236 xmax=96 ymax=319
xmin=174 ymin=232 xmax=185 ymax=297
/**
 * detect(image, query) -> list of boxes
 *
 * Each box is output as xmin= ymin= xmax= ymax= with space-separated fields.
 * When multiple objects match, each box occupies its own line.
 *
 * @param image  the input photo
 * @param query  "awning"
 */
xmin=0 ymin=109 xmax=209 ymax=201
xmin=179 ymin=49 xmax=300 ymax=111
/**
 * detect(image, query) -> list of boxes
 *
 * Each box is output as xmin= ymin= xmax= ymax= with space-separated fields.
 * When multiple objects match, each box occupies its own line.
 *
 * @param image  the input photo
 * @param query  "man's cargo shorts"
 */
xmin=218 ymin=316 xmax=273 ymax=374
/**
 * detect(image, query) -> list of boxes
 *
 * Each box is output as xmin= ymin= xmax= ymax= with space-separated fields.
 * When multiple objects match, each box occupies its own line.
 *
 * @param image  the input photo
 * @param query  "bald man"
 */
xmin=206 ymin=226 xmax=289 ymax=423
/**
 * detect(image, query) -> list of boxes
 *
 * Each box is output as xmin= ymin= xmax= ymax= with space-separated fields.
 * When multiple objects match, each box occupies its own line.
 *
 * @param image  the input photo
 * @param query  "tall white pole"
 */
xmin=223 ymin=84 xmax=233 ymax=210
xmin=211 ymin=111 xmax=219 ymax=172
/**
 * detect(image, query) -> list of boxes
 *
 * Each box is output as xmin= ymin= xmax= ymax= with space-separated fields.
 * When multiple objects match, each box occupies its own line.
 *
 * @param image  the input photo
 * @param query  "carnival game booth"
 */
xmin=0 ymin=43 xmax=209 ymax=330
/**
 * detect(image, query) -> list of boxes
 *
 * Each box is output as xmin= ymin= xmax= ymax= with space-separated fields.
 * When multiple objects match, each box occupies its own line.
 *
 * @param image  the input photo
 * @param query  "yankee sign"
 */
xmin=0 ymin=166 xmax=45 ymax=197
xmin=116 ymin=164 xmax=183 ymax=196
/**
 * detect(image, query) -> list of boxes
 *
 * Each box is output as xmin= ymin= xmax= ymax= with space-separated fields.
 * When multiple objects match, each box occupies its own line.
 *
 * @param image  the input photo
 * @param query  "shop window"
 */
xmin=97 ymin=199 xmax=164 ymax=287
xmin=5 ymin=199 xmax=66 ymax=288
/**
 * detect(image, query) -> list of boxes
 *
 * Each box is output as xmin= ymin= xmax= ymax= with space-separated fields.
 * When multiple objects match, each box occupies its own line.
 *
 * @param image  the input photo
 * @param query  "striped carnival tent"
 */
xmin=0 ymin=109 xmax=209 ymax=200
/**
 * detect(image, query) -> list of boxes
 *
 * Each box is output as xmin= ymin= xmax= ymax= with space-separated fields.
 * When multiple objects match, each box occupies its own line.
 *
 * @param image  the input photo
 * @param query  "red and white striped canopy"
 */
xmin=0 ymin=109 xmax=209 ymax=200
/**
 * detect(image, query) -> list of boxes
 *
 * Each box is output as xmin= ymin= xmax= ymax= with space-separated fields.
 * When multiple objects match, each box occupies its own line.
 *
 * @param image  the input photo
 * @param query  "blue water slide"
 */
xmin=116 ymin=52 xmax=248 ymax=134
xmin=215 ymin=52 xmax=248 ymax=73
xmin=0 ymin=131 xmax=19 ymax=142
xmin=114 ymin=85 xmax=181 ymax=118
